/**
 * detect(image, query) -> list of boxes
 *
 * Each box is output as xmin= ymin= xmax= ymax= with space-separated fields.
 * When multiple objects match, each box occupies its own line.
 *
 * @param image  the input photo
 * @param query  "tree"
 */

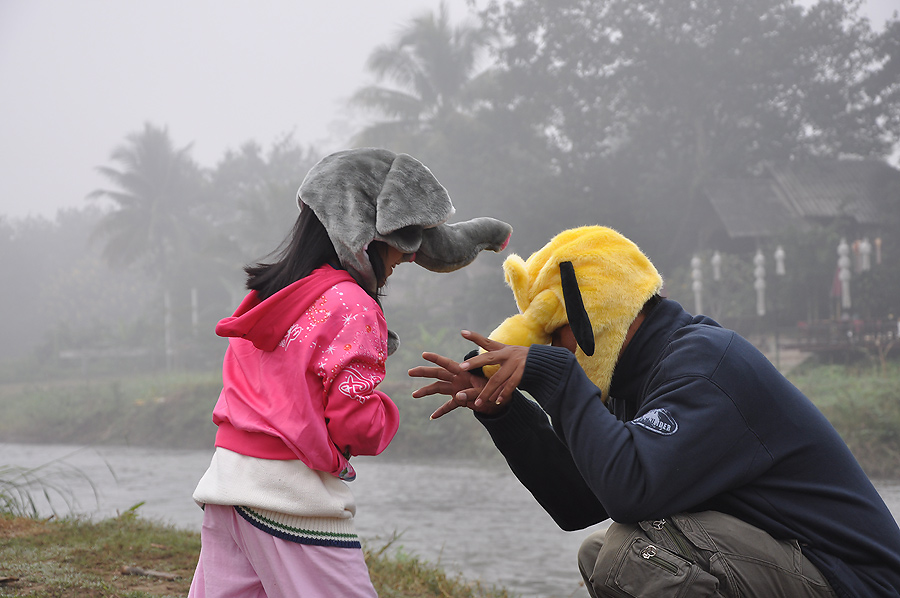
xmin=863 ymin=18 xmax=900 ymax=157
xmin=350 ymin=1 xmax=495 ymax=146
xmin=88 ymin=123 xmax=204 ymax=277
xmin=205 ymin=134 xmax=319 ymax=268
xmin=0 ymin=209 xmax=156 ymax=375
xmin=480 ymin=0 xmax=895 ymax=268
xmin=88 ymin=123 xmax=206 ymax=367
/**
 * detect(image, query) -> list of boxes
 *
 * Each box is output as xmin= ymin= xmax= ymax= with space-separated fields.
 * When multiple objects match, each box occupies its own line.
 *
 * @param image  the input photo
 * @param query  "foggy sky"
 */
xmin=0 ymin=0 xmax=896 ymax=221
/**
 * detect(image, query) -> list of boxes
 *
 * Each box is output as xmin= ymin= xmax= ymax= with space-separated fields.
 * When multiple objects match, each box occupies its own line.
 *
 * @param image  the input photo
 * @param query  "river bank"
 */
xmin=2 ymin=360 xmax=899 ymax=596
xmin=1 ymin=443 xmax=597 ymax=598
xmin=0 ymin=513 xmax=513 ymax=598
xmin=4 ymin=442 xmax=900 ymax=598
xmin=2 ymin=359 xmax=898 ymax=476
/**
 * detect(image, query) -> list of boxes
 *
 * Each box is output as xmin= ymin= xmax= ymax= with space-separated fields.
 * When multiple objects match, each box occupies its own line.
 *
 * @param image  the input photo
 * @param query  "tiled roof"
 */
xmin=767 ymin=160 xmax=887 ymax=224
xmin=703 ymin=178 xmax=798 ymax=238
xmin=704 ymin=159 xmax=897 ymax=238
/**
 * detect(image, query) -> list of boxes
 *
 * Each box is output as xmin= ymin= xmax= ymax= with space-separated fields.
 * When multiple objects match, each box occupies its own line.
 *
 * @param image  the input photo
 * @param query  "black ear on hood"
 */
xmin=559 ymin=261 xmax=595 ymax=356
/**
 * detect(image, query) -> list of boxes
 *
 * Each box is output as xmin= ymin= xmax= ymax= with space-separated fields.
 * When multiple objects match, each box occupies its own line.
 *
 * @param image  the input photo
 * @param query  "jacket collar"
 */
xmin=608 ymin=299 xmax=692 ymax=415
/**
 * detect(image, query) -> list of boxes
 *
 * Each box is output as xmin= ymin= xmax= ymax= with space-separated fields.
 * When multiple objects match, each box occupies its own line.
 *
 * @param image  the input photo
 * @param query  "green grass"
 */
xmin=0 ymin=372 xmax=221 ymax=449
xmin=0 ymin=514 xmax=513 ymax=598
xmin=0 ymin=461 xmax=99 ymax=519
xmin=787 ymin=359 xmax=900 ymax=479
xmin=0 ymin=369 xmax=501 ymax=459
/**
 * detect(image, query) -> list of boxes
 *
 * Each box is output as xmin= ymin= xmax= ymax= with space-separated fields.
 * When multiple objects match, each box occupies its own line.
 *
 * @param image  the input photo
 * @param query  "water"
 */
xmin=3 ymin=443 xmax=900 ymax=598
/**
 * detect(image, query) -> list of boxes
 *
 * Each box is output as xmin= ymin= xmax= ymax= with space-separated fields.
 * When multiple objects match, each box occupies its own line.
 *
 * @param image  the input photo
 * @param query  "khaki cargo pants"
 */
xmin=578 ymin=511 xmax=837 ymax=598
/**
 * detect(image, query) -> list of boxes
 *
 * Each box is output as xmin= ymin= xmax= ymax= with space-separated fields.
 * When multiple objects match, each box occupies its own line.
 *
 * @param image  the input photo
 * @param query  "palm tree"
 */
xmin=88 ymin=123 xmax=203 ymax=275
xmin=88 ymin=123 xmax=205 ymax=367
xmin=350 ymin=1 xmax=495 ymax=145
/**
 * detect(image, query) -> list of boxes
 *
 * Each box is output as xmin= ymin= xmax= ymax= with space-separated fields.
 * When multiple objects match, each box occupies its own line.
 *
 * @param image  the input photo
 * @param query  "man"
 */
xmin=409 ymin=226 xmax=900 ymax=597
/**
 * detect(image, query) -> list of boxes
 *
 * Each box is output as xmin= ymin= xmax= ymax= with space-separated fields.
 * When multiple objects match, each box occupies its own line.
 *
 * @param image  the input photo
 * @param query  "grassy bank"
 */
xmin=0 ymin=370 xmax=500 ymax=461
xmin=0 ymin=358 xmax=898 ymax=476
xmin=787 ymin=359 xmax=900 ymax=479
xmin=0 ymin=513 xmax=513 ymax=598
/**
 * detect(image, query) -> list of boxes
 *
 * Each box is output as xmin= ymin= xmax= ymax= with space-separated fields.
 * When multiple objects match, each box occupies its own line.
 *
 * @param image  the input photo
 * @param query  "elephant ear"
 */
xmin=375 ymin=153 xmax=454 ymax=239
xmin=414 ymin=217 xmax=512 ymax=273
xmin=559 ymin=261 xmax=595 ymax=356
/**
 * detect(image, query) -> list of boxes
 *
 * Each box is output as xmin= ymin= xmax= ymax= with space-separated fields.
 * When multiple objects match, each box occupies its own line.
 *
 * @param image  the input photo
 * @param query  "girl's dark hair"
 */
xmin=244 ymin=206 xmax=386 ymax=302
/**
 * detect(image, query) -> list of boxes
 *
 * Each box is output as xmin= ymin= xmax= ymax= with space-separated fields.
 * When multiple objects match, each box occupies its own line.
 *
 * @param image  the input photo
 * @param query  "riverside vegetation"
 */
xmin=1 ymin=356 xmax=898 ymax=597
xmin=1 ymin=357 xmax=898 ymax=476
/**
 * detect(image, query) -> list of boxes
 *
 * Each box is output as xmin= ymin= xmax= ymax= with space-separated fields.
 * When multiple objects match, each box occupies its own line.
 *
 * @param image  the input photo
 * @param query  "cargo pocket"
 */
xmin=610 ymin=537 xmax=720 ymax=598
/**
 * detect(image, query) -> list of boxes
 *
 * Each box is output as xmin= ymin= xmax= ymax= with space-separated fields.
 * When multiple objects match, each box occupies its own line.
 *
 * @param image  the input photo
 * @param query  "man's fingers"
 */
xmin=419 ymin=352 xmax=461 ymax=372
xmin=460 ymin=330 xmax=505 ymax=352
xmin=475 ymin=373 xmax=504 ymax=405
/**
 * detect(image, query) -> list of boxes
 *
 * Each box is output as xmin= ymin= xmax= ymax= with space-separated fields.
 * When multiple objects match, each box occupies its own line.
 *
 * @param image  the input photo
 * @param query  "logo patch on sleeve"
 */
xmin=631 ymin=408 xmax=678 ymax=435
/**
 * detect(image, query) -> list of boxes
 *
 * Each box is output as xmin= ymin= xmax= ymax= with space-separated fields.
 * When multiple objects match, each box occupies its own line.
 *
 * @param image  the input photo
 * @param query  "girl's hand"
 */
xmin=408 ymin=345 xmax=501 ymax=419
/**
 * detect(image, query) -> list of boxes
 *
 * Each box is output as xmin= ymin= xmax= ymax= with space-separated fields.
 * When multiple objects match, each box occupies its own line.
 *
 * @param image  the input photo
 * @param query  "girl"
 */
xmin=188 ymin=148 xmax=511 ymax=598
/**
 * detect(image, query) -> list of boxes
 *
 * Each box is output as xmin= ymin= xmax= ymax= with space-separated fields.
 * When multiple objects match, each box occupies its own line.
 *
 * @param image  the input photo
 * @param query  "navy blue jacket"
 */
xmin=477 ymin=299 xmax=900 ymax=597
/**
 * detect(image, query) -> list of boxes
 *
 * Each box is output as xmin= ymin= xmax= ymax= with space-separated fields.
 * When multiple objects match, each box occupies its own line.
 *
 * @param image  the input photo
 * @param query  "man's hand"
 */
xmin=408 ymin=330 xmax=530 ymax=419
xmin=408 ymin=346 xmax=497 ymax=419
xmin=457 ymin=330 xmax=529 ymax=408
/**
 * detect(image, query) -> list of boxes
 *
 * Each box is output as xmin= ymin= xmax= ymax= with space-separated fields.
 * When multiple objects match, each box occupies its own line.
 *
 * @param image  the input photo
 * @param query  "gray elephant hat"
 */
xmin=297 ymin=148 xmax=513 ymax=294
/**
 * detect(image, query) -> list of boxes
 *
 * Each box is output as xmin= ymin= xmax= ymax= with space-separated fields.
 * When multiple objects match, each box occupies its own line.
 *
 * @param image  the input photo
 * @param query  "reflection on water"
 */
xmin=3 ymin=443 xmax=899 ymax=598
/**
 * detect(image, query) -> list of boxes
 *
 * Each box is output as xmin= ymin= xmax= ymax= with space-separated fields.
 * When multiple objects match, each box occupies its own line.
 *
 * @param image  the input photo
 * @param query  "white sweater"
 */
xmin=193 ymin=447 xmax=361 ymax=548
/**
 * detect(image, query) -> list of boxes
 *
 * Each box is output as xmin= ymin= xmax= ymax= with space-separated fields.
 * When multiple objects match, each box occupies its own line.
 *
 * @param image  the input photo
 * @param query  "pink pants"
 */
xmin=188 ymin=504 xmax=378 ymax=598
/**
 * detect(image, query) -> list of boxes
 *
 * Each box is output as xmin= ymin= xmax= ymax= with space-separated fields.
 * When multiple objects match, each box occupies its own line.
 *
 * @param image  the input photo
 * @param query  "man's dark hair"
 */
xmin=244 ymin=207 xmax=385 ymax=302
xmin=640 ymin=293 xmax=664 ymax=316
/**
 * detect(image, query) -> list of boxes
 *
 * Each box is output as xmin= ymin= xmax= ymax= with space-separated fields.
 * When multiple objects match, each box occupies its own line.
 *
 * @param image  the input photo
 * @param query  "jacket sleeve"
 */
xmin=521 ymin=344 xmax=768 ymax=524
xmin=476 ymin=390 xmax=609 ymax=530
xmin=318 ymin=298 xmax=400 ymax=459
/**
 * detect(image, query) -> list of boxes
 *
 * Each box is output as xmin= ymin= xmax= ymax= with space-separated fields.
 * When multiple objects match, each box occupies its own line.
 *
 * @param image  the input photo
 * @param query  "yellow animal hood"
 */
xmin=487 ymin=226 xmax=663 ymax=400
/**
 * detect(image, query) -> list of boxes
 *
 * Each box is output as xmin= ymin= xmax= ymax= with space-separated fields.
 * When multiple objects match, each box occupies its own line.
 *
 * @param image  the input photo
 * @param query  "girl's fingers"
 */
xmin=429 ymin=399 xmax=459 ymax=420
xmin=408 ymin=365 xmax=453 ymax=382
xmin=411 ymin=381 xmax=452 ymax=398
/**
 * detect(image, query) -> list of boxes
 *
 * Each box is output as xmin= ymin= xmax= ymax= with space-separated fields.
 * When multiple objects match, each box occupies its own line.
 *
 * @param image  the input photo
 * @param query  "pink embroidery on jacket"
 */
xmin=338 ymin=365 xmax=376 ymax=404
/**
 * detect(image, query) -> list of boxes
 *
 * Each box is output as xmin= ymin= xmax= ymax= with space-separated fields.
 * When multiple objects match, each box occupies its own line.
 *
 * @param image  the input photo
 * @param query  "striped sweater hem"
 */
xmin=234 ymin=505 xmax=361 ymax=549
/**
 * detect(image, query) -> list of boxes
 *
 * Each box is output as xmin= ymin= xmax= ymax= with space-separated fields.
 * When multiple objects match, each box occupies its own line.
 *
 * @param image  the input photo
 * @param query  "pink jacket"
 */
xmin=211 ymin=265 xmax=400 ymax=481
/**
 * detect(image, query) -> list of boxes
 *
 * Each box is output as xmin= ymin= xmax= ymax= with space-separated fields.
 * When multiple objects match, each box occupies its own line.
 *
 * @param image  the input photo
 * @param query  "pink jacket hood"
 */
xmin=215 ymin=265 xmax=356 ymax=352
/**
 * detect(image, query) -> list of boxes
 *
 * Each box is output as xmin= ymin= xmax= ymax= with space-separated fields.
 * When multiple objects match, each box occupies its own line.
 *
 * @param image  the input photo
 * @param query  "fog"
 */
xmin=0 ymin=0 xmax=480 ymax=220
xmin=0 ymin=0 xmax=897 ymax=368
xmin=0 ymin=0 xmax=896 ymax=220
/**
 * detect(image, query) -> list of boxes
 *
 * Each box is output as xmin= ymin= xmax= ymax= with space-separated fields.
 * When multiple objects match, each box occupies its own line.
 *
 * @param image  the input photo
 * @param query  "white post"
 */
xmin=164 ymin=290 xmax=174 ymax=370
xmin=859 ymin=237 xmax=872 ymax=271
xmin=191 ymin=287 xmax=199 ymax=337
xmin=774 ymin=245 xmax=786 ymax=276
xmin=711 ymin=251 xmax=722 ymax=281
xmin=691 ymin=255 xmax=703 ymax=315
xmin=754 ymin=250 xmax=766 ymax=317
xmin=838 ymin=238 xmax=852 ymax=310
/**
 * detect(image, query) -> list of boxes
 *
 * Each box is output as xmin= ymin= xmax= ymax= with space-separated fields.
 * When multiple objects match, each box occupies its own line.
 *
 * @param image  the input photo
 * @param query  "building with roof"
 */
xmin=694 ymin=158 xmax=899 ymax=355
xmin=702 ymin=158 xmax=898 ymax=249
